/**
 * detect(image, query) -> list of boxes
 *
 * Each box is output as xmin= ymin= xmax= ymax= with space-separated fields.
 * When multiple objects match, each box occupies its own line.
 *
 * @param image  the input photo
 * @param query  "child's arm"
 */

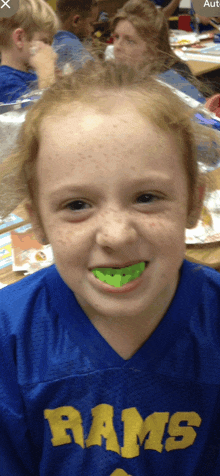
xmin=29 ymin=41 xmax=57 ymax=89
xmin=194 ymin=15 xmax=220 ymax=26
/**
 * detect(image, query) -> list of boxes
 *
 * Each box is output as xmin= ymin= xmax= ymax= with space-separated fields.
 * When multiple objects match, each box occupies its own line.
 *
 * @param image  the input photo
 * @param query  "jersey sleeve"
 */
xmin=0 ymin=77 xmax=32 ymax=104
xmin=53 ymin=38 xmax=93 ymax=71
xmin=0 ymin=310 xmax=37 ymax=475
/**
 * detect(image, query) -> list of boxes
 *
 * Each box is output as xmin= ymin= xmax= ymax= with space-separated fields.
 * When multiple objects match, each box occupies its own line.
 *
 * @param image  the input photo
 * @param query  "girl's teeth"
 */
xmin=92 ymin=262 xmax=146 ymax=288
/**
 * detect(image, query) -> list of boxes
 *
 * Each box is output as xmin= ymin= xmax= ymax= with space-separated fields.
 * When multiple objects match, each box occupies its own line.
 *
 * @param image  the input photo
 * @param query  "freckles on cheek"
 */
xmin=49 ymin=229 xmax=88 ymax=268
xmin=56 ymin=236 xmax=69 ymax=248
xmin=148 ymin=219 xmax=185 ymax=248
xmin=46 ymin=226 xmax=71 ymax=249
xmin=148 ymin=220 xmax=170 ymax=233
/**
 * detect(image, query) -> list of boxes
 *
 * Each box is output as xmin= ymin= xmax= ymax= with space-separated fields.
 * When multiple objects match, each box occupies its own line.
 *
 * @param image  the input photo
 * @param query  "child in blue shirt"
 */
xmin=0 ymin=0 xmax=59 ymax=104
xmin=0 ymin=61 xmax=220 ymax=475
xmin=53 ymin=0 xmax=98 ymax=73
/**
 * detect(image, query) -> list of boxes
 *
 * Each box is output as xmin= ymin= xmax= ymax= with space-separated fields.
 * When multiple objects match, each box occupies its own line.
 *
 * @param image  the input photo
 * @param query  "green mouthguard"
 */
xmin=92 ymin=262 xmax=145 ymax=288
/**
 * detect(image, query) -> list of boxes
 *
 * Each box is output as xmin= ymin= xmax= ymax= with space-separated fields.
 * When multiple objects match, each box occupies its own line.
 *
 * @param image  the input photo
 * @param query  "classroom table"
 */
xmin=185 ymin=166 xmax=220 ymax=271
xmin=171 ymin=29 xmax=220 ymax=77
xmin=0 ymin=202 xmax=29 ymax=286
xmin=188 ymin=59 xmax=220 ymax=77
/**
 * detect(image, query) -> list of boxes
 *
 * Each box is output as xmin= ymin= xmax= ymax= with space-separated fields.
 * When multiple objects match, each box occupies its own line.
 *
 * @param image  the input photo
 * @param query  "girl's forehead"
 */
xmin=38 ymin=105 xmax=182 ymax=178
xmin=114 ymin=19 xmax=139 ymax=36
xmin=40 ymin=100 xmax=147 ymax=139
xmin=39 ymin=102 xmax=181 ymax=156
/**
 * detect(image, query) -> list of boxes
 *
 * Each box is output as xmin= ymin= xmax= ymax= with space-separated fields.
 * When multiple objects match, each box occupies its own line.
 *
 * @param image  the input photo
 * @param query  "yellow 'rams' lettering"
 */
xmin=165 ymin=412 xmax=202 ymax=451
xmin=121 ymin=408 xmax=169 ymax=457
xmin=44 ymin=406 xmax=202 ymax=454
xmin=44 ymin=406 xmax=84 ymax=447
xmin=110 ymin=470 xmax=132 ymax=475
xmin=86 ymin=404 xmax=120 ymax=454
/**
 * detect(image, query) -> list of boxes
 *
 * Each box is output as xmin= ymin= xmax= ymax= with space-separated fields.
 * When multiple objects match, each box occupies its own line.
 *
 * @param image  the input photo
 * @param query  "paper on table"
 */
xmin=182 ymin=53 xmax=220 ymax=62
xmin=0 ymin=213 xmax=23 ymax=231
xmin=185 ymin=189 xmax=220 ymax=244
xmin=0 ymin=214 xmax=24 ymax=271
xmin=11 ymin=225 xmax=54 ymax=274
xmin=170 ymin=33 xmax=199 ymax=47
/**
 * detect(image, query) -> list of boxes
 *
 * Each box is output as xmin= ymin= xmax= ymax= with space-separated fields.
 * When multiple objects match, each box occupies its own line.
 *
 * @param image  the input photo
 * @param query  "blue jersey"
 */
xmin=0 ymin=260 xmax=220 ymax=475
xmin=52 ymin=30 xmax=93 ymax=72
xmin=158 ymin=69 xmax=206 ymax=105
xmin=0 ymin=66 xmax=37 ymax=104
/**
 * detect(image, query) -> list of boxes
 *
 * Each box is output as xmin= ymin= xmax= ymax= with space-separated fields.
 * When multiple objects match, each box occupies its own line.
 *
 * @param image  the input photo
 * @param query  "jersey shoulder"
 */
xmin=0 ymin=265 xmax=58 ymax=327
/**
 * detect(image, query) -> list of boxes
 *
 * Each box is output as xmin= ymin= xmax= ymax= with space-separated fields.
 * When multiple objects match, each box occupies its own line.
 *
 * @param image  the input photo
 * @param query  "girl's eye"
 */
xmin=136 ymin=194 xmax=159 ymax=204
xmin=113 ymin=34 xmax=134 ymax=44
xmin=65 ymin=200 xmax=91 ymax=211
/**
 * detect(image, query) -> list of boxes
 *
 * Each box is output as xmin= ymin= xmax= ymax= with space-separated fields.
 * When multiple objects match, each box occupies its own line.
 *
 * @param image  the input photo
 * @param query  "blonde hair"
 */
xmin=0 ymin=0 xmax=59 ymax=48
xmin=0 ymin=61 xmax=218 ymax=218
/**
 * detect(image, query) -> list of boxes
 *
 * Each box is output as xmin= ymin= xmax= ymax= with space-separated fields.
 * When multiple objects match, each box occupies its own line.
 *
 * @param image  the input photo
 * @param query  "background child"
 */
xmin=106 ymin=0 xmax=211 ymax=102
xmin=111 ymin=0 xmax=185 ymax=72
xmin=53 ymin=0 xmax=98 ymax=73
xmin=0 ymin=0 xmax=59 ymax=103
xmin=0 ymin=62 xmax=220 ymax=475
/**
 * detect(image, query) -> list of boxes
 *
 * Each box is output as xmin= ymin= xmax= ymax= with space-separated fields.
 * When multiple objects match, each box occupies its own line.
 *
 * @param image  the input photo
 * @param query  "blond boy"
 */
xmin=0 ymin=0 xmax=59 ymax=103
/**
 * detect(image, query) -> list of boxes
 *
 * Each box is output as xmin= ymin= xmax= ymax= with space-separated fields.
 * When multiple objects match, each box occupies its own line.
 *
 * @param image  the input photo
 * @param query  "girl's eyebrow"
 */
xmin=124 ymin=35 xmax=134 ymax=40
xmin=115 ymin=34 xmax=134 ymax=40
xmin=49 ymin=184 xmax=99 ymax=199
xmin=48 ymin=175 xmax=173 ymax=199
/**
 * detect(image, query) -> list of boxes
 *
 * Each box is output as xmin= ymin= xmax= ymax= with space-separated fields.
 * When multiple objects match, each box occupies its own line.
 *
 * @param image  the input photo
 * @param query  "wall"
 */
xmin=49 ymin=0 xmax=191 ymax=14
xmin=46 ymin=0 xmax=56 ymax=11
xmin=179 ymin=0 xmax=191 ymax=8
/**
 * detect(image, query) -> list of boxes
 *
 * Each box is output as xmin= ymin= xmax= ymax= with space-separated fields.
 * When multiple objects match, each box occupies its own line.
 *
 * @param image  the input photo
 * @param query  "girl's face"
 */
xmin=30 ymin=101 xmax=197 ymax=324
xmin=113 ymin=20 xmax=148 ymax=66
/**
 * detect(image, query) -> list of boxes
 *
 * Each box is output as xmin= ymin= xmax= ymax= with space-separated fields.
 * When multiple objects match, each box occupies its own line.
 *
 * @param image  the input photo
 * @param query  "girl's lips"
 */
xmin=88 ymin=262 xmax=149 ymax=294
xmin=89 ymin=261 xmax=149 ymax=270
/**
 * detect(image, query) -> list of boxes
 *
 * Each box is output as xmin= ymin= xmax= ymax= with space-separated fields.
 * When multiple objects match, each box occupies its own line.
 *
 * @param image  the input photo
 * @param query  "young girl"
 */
xmin=111 ymin=0 xmax=182 ymax=70
xmin=105 ymin=0 xmax=210 ymax=103
xmin=0 ymin=62 xmax=220 ymax=476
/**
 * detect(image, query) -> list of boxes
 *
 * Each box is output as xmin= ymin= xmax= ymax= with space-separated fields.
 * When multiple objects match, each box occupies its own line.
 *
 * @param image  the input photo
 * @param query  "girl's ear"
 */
xmin=25 ymin=202 xmax=49 ymax=245
xmin=186 ymin=180 xmax=206 ymax=229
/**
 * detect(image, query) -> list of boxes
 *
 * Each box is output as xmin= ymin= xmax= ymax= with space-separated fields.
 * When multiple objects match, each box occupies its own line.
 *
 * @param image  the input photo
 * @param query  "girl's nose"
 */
xmin=96 ymin=211 xmax=138 ymax=250
xmin=114 ymin=37 xmax=122 ymax=51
